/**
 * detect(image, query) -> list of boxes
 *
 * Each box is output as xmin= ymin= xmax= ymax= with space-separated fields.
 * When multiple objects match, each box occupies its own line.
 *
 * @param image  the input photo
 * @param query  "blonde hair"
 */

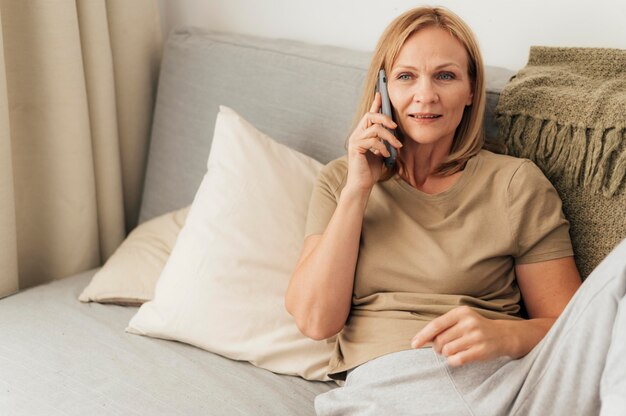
xmin=348 ymin=6 xmax=487 ymax=181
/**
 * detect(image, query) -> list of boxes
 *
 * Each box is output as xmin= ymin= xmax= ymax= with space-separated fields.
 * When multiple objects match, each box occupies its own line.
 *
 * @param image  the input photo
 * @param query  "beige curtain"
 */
xmin=0 ymin=0 xmax=162 ymax=297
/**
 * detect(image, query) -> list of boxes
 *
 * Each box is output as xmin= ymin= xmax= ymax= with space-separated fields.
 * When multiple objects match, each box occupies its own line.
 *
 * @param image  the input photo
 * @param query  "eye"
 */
xmin=397 ymin=72 xmax=412 ymax=81
xmin=437 ymin=72 xmax=456 ymax=81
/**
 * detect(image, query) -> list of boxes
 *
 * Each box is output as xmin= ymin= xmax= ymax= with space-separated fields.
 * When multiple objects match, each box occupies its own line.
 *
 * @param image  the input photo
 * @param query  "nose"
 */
xmin=412 ymin=78 xmax=439 ymax=103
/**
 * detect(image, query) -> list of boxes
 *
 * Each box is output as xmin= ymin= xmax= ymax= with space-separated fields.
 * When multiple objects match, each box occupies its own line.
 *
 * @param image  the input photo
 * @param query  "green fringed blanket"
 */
xmin=496 ymin=46 xmax=626 ymax=197
xmin=495 ymin=46 xmax=626 ymax=278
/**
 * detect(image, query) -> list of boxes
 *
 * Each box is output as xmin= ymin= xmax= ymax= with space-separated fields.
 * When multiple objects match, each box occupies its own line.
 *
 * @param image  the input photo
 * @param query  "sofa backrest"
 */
xmin=139 ymin=27 xmax=515 ymax=223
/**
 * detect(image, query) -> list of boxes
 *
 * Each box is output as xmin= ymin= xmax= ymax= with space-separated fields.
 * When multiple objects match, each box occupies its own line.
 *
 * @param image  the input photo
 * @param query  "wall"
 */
xmin=157 ymin=0 xmax=626 ymax=70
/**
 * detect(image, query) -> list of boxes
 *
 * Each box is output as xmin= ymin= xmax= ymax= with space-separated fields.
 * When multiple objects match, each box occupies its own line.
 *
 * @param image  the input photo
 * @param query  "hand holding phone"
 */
xmin=376 ymin=69 xmax=397 ymax=169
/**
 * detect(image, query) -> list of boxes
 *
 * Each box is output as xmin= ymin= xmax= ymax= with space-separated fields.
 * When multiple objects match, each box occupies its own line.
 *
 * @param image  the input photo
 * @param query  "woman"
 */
xmin=285 ymin=6 xmax=626 ymax=415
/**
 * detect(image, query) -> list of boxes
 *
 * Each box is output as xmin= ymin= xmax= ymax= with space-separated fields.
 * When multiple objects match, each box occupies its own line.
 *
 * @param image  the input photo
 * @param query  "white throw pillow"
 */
xmin=126 ymin=106 xmax=333 ymax=381
xmin=79 ymin=206 xmax=189 ymax=305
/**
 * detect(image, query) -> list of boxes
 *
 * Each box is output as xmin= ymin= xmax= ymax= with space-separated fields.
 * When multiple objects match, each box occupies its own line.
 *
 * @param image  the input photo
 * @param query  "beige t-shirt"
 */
xmin=304 ymin=150 xmax=573 ymax=381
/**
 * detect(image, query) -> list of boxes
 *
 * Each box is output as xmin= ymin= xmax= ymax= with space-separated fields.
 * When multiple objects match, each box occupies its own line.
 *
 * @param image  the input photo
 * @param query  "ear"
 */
xmin=466 ymin=88 xmax=474 ymax=106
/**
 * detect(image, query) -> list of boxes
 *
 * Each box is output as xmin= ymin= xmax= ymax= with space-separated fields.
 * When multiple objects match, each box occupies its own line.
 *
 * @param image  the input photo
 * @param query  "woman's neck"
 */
xmin=398 ymin=139 xmax=453 ymax=189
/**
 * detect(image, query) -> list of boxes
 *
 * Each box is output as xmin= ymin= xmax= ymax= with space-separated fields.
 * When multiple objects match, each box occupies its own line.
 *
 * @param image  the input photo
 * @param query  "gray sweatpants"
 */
xmin=315 ymin=238 xmax=626 ymax=416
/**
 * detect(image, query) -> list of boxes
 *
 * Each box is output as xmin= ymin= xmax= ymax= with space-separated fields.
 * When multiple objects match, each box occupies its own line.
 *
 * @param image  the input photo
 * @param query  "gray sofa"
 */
xmin=0 ymin=28 xmax=515 ymax=415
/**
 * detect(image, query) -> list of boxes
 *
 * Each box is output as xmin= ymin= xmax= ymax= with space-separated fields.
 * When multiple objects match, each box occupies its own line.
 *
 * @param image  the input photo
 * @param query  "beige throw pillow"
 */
xmin=79 ymin=206 xmax=189 ymax=305
xmin=126 ymin=106 xmax=333 ymax=381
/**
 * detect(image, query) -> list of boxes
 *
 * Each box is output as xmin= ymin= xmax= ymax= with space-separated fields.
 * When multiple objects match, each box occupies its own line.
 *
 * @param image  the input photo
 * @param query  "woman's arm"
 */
xmin=507 ymin=255 xmax=582 ymax=357
xmin=285 ymin=92 xmax=401 ymax=341
xmin=410 ymin=256 xmax=582 ymax=366
xmin=285 ymin=187 xmax=370 ymax=340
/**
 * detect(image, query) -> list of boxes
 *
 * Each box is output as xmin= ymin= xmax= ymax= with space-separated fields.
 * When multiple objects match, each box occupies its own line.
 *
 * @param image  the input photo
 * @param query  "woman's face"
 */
xmin=387 ymin=26 xmax=473 ymax=148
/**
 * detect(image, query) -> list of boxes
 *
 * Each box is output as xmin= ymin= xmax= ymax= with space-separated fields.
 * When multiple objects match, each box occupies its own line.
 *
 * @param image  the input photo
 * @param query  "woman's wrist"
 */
xmin=504 ymin=318 xmax=556 ymax=359
xmin=339 ymin=185 xmax=372 ymax=209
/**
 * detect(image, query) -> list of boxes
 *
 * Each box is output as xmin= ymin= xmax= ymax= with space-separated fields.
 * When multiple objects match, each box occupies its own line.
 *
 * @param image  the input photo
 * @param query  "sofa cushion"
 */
xmin=128 ymin=106 xmax=333 ymax=381
xmin=78 ymin=206 xmax=189 ymax=305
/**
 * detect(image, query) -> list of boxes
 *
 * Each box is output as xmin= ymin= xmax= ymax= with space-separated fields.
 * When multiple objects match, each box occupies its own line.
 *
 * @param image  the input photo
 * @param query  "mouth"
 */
xmin=409 ymin=113 xmax=442 ymax=120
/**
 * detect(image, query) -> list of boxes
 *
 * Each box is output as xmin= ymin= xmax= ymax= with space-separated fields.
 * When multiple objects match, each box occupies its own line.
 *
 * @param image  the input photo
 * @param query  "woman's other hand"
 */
xmin=410 ymin=258 xmax=581 ymax=367
xmin=345 ymin=92 xmax=402 ymax=193
xmin=410 ymin=306 xmax=523 ymax=367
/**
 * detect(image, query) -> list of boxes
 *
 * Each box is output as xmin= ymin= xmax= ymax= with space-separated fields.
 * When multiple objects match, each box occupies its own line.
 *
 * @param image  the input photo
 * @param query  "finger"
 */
xmin=432 ymin=326 xmax=465 ymax=354
xmin=438 ymin=332 xmax=472 ymax=357
xmin=361 ymin=124 xmax=402 ymax=150
xmin=362 ymin=138 xmax=391 ymax=157
xmin=351 ymin=134 xmax=386 ymax=156
xmin=445 ymin=346 xmax=481 ymax=367
xmin=363 ymin=112 xmax=398 ymax=131
xmin=376 ymin=126 xmax=403 ymax=149
xmin=368 ymin=146 xmax=388 ymax=158
xmin=355 ymin=134 xmax=390 ymax=158
xmin=369 ymin=91 xmax=382 ymax=114
xmin=411 ymin=311 xmax=460 ymax=348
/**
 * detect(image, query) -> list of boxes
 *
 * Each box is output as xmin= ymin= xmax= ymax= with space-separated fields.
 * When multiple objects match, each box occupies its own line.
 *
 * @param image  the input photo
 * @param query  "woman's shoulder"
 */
xmin=319 ymin=155 xmax=348 ymax=179
xmin=475 ymin=149 xmax=556 ymax=198
xmin=316 ymin=155 xmax=349 ymax=191
xmin=476 ymin=148 xmax=526 ymax=167
xmin=324 ymin=155 xmax=348 ymax=171
xmin=475 ymin=149 xmax=542 ymax=180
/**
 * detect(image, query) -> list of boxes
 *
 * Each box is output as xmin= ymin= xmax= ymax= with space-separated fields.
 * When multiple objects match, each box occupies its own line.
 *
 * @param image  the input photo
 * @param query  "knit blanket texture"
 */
xmin=495 ymin=46 xmax=626 ymax=197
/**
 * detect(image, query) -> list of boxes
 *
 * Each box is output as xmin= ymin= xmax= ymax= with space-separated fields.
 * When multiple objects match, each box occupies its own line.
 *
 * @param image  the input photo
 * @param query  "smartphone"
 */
xmin=376 ymin=69 xmax=397 ymax=169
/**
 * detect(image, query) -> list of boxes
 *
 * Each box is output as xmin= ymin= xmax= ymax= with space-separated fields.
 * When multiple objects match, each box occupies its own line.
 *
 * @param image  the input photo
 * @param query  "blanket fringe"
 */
xmin=496 ymin=114 xmax=626 ymax=197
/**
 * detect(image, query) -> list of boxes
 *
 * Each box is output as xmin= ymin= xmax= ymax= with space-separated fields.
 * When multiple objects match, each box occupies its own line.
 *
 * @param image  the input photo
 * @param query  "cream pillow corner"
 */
xmin=78 ymin=205 xmax=190 ymax=306
xmin=126 ymin=105 xmax=334 ymax=381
